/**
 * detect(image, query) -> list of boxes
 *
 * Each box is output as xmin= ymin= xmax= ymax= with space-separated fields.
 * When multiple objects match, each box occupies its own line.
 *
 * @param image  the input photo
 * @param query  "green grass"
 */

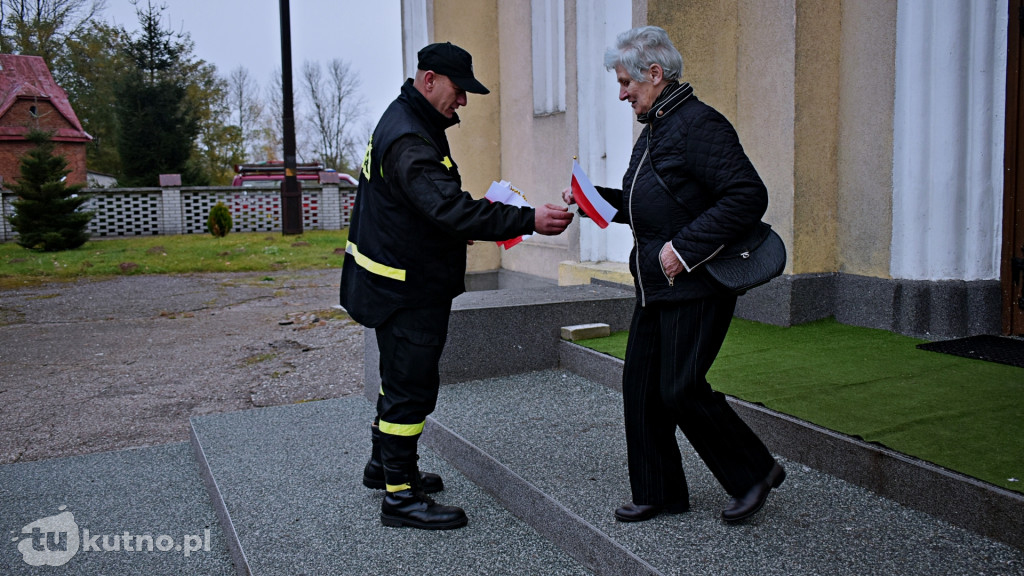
xmin=0 ymin=230 xmax=348 ymax=288
xmin=576 ymin=318 xmax=1024 ymax=493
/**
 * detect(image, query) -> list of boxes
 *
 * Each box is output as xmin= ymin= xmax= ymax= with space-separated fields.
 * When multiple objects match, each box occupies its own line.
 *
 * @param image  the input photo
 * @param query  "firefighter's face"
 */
xmin=425 ymin=72 xmax=467 ymax=118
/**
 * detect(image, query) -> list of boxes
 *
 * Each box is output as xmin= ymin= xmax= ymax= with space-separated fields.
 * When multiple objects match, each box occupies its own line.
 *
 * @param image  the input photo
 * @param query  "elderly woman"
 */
xmin=564 ymin=26 xmax=784 ymax=523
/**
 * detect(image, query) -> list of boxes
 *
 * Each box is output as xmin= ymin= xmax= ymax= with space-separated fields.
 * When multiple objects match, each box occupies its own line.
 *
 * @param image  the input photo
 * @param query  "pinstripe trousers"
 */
xmin=621 ymin=295 xmax=775 ymax=505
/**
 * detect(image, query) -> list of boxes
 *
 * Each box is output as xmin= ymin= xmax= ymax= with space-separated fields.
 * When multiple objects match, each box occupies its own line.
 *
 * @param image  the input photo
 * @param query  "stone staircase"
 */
xmin=4 ymin=282 xmax=1023 ymax=575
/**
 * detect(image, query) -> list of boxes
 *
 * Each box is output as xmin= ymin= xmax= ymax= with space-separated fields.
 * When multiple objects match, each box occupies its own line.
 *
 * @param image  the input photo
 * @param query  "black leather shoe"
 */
xmin=614 ymin=500 xmax=690 ymax=522
xmin=722 ymin=462 xmax=786 ymax=523
xmin=363 ymin=463 xmax=444 ymax=494
xmin=381 ymin=489 xmax=468 ymax=530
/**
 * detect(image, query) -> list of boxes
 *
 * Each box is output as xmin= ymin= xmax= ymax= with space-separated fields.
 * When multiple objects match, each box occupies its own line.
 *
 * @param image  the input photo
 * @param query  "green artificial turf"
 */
xmin=575 ymin=317 xmax=1024 ymax=493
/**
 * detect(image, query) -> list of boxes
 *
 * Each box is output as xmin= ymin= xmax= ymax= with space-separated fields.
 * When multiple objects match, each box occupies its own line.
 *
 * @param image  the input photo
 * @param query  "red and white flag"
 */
xmin=485 ymin=180 xmax=532 ymax=249
xmin=571 ymin=160 xmax=617 ymax=229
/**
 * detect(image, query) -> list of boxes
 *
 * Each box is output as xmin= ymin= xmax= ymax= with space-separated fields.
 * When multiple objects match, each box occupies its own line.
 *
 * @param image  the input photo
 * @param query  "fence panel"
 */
xmin=0 ymin=184 xmax=355 ymax=241
xmin=84 ymin=190 xmax=162 ymax=237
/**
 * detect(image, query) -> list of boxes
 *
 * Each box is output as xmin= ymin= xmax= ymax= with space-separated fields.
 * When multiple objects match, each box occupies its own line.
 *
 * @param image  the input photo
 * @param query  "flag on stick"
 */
xmin=571 ymin=160 xmax=617 ymax=228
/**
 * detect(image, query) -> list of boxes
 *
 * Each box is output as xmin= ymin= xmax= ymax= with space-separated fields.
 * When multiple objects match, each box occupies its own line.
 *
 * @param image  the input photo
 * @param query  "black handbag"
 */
xmin=642 ymin=137 xmax=786 ymax=295
xmin=703 ymin=221 xmax=786 ymax=295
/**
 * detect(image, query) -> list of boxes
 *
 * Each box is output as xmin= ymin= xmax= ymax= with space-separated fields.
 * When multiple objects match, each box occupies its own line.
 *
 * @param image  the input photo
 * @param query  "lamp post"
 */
xmin=279 ymin=0 xmax=302 ymax=235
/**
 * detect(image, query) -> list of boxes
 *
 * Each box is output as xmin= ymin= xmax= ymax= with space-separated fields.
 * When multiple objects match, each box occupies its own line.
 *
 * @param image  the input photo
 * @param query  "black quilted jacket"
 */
xmin=594 ymin=81 xmax=768 ymax=305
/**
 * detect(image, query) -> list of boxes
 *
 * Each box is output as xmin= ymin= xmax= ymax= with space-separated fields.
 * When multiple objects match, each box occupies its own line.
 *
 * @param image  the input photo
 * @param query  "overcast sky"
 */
xmin=102 ymin=0 xmax=404 ymax=127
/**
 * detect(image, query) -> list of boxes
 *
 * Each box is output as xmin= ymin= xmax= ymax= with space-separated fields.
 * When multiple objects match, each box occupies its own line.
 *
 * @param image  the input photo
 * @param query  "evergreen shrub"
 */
xmin=6 ymin=130 xmax=93 ymax=251
xmin=207 ymin=202 xmax=232 ymax=237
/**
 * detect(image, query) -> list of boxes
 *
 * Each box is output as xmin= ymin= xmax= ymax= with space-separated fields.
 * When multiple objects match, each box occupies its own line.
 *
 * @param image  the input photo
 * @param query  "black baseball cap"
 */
xmin=417 ymin=42 xmax=490 ymax=94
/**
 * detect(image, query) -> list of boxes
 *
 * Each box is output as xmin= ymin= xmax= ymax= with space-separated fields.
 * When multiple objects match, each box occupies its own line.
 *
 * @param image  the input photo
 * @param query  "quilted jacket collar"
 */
xmin=637 ymin=81 xmax=694 ymax=124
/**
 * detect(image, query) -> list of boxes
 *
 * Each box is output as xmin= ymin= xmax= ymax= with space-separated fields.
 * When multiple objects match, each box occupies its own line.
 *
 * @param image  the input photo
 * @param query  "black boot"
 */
xmin=381 ymin=488 xmax=467 ymax=530
xmin=363 ymin=423 xmax=444 ymax=493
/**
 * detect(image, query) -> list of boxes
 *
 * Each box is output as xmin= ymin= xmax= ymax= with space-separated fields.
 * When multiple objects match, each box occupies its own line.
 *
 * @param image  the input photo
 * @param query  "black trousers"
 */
xmin=374 ymin=304 xmax=451 ymax=489
xmin=622 ymin=295 xmax=775 ymax=505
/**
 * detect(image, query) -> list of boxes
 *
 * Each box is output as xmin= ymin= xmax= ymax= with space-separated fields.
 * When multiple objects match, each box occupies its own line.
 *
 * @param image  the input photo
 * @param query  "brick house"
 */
xmin=0 ymin=54 xmax=91 ymax=188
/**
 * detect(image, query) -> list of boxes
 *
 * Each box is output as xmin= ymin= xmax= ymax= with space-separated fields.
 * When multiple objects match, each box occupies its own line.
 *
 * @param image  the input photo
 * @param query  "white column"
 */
xmin=891 ymin=0 xmax=1007 ymax=280
xmin=576 ymin=0 xmax=634 ymax=263
xmin=160 ymin=187 xmax=182 ymax=236
xmin=401 ymin=0 xmax=433 ymax=78
xmin=320 ymin=185 xmax=340 ymax=230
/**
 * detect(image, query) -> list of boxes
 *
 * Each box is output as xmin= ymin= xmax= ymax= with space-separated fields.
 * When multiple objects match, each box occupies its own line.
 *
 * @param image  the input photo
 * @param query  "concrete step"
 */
xmin=423 ymin=369 xmax=1024 ymax=576
xmin=0 ymin=443 xmax=235 ymax=575
xmin=189 ymin=396 xmax=593 ymax=576
xmin=557 ymin=260 xmax=633 ymax=288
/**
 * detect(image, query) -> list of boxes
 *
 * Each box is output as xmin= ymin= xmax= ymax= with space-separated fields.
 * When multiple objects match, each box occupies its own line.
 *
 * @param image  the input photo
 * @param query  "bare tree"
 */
xmin=0 ymin=0 xmax=107 ymax=84
xmin=260 ymin=67 xmax=313 ymax=163
xmin=227 ymin=65 xmax=265 ymax=162
xmin=301 ymin=58 xmax=365 ymax=172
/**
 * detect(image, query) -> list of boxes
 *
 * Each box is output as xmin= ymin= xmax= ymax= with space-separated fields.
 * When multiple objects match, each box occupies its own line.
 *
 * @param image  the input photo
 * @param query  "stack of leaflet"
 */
xmin=485 ymin=180 xmax=532 ymax=249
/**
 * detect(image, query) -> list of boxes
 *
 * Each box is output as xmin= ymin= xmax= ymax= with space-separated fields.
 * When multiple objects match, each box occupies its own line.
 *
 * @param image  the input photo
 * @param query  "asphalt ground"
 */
xmin=0 ymin=269 xmax=364 ymax=465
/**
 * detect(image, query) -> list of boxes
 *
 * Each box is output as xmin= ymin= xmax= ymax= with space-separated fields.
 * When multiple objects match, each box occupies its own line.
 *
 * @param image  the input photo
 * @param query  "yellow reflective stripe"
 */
xmin=346 ymin=241 xmax=406 ymax=281
xmin=360 ymin=136 xmax=373 ymax=181
xmin=379 ymin=420 xmax=425 ymax=437
xmin=386 ymin=483 xmax=411 ymax=493
xmin=441 ymin=156 xmax=453 ymax=170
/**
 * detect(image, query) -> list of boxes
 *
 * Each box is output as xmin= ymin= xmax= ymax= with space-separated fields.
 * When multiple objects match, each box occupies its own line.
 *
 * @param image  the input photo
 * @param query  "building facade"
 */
xmin=400 ymin=0 xmax=1023 ymax=339
xmin=0 ymin=54 xmax=91 ymax=187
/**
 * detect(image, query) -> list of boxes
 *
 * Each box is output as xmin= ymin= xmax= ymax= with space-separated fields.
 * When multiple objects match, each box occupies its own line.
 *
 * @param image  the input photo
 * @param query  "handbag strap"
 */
xmin=643 ymin=130 xmax=770 ymax=260
xmin=643 ymin=131 xmax=709 ymax=221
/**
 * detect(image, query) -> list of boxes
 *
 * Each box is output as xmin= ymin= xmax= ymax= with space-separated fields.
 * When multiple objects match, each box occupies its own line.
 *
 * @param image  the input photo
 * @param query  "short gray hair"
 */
xmin=604 ymin=26 xmax=684 ymax=83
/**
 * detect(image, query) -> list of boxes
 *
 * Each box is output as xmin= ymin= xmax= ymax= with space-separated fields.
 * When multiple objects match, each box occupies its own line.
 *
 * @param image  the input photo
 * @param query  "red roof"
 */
xmin=0 ymin=54 xmax=90 ymax=142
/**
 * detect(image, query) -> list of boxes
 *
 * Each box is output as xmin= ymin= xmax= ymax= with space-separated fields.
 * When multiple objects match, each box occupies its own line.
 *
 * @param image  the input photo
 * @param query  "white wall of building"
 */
xmin=576 ymin=0 xmax=635 ymax=263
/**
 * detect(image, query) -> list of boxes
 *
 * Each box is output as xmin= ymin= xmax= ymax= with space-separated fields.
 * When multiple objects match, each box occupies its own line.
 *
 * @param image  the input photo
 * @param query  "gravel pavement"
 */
xmin=0 ymin=269 xmax=364 ymax=465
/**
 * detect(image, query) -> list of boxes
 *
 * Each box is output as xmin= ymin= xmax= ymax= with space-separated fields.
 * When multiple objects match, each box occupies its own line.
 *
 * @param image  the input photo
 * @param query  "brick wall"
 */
xmin=0 ymin=100 xmax=89 ymax=187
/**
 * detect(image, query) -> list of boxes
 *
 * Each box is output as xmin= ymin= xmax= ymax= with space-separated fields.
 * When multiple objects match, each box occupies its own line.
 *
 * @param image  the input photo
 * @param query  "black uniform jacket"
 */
xmin=593 ymin=81 xmax=768 ymax=305
xmin=340 ymin=79 xmax=536 ymax=327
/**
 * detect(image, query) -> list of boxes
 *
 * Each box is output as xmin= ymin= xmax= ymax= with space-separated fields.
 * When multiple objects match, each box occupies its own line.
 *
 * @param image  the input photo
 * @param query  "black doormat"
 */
xmin=916 ymin=335 xmax=1024 ymax=369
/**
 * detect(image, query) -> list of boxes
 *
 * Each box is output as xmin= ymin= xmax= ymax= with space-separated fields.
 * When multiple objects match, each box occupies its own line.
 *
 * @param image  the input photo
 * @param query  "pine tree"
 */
xmin=6 ymin=130 xmax=93 ymax=251
xmin=114 ymin=2 xmax=200 ymax=186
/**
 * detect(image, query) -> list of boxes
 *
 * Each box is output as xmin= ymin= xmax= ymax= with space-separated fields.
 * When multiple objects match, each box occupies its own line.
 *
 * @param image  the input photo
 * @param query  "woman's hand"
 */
xmin=561 ymin=187 xmax=576 ymax=206
xmin=660 ymin=242 xmax=683 ymax=279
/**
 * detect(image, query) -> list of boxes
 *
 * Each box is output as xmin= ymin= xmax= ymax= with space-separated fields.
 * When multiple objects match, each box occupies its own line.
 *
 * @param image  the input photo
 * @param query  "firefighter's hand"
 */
xmin=561 ymin=187 xmax=576 ymax=205
xmin=534 ymin=203 xmax=574 ymax=235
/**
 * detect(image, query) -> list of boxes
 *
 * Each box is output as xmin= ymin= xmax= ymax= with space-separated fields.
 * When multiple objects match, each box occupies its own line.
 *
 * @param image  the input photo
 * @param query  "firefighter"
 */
xmin=340 ymin=42 xmax=573 ymax=530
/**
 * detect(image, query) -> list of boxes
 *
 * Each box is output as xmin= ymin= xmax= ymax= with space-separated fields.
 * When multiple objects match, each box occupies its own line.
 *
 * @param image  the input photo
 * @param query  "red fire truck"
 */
xmin=231 ymin=162 xmax=358 ymax=187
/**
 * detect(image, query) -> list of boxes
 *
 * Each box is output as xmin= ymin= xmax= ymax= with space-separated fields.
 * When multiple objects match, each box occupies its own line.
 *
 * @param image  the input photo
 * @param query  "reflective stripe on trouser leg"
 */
xmin=379 ymin=420 xmax=425 ymax=437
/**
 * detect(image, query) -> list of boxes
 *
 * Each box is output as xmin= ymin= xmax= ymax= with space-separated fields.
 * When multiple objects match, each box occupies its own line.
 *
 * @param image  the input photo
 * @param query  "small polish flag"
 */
xmin=571 ymin=160 xmax=617 ymax=229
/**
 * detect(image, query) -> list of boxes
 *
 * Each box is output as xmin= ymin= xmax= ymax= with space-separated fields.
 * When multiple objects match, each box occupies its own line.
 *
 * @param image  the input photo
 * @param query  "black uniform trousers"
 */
xmin=374 ymin=303 xmax=451 ymax=490
xmin=622 ymin=294 xmax=775 ymax=505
